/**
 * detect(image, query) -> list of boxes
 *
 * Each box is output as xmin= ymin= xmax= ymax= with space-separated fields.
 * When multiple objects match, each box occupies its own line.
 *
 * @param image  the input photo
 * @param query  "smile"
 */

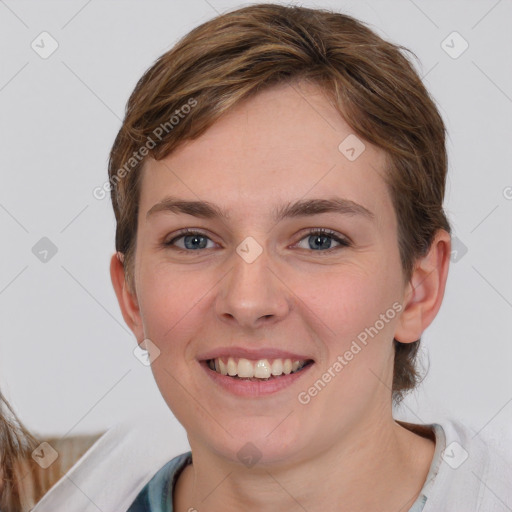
xmin=200 ymin=354 xmax=315 ymax=397
xmin=207 ymin=357 xmax=313 ymax=380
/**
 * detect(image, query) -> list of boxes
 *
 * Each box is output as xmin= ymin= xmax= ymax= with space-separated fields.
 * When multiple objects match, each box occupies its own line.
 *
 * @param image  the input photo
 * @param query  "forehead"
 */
xmin=139 ymin=82 xmax=392 ymax=225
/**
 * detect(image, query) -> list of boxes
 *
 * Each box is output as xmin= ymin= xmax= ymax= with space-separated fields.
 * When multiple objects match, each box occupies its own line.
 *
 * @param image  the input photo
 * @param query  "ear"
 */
xmin=110 ymin=252 xmax=144 ymax=342
xmin=394 ymin=229 xmax=451 ymax=343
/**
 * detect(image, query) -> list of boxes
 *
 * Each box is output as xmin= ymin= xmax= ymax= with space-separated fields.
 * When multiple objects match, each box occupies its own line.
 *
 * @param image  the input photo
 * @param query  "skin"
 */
xmin=111 ymin=81 xmax=451 ymax=511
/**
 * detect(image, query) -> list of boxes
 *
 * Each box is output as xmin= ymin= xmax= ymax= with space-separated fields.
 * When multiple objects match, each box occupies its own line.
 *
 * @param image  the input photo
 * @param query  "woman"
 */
xmin=33 ymin=3 xmax=512 ymax=511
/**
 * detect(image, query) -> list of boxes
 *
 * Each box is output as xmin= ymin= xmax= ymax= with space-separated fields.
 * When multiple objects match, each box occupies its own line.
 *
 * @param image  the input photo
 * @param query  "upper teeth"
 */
xmin=209 ymin=357 xmax=308 ymax=378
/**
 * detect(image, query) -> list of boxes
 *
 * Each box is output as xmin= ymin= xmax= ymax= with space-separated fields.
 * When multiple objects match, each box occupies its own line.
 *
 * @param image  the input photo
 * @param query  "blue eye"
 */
xmin=164 ymin=228 xmax=350 ymax=253
xmin=295 ymin=228 xmax=350 ymax=252
xmin=165 ymin=230 xmax=215 ymax=251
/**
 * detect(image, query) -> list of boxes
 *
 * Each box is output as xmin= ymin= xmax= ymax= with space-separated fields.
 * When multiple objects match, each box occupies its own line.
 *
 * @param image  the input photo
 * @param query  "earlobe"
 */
xmin=110 ymin=253 xmax=144 ymax=341
xmin=394 ymin=230 xmax=451 ymax=344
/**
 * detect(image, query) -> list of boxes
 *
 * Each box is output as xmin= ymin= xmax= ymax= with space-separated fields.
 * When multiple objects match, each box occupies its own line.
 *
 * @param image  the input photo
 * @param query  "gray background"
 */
xmin=0 ymin=0 xmax=511 ymax=448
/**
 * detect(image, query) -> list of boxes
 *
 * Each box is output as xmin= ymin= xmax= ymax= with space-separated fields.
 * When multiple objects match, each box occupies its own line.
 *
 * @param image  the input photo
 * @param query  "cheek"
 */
xmin=295 ymin=262 xmax=400 ymax=345
xmin=136 ymin=263 xmax=206 ymax=356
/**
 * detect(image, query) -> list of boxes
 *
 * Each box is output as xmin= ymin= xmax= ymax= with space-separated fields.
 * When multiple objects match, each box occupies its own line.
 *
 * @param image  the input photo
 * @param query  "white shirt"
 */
xmin=31 ymin=416 xmax=512 ymax=511
xmin=419 ymin=420 xmax=512 ymax=511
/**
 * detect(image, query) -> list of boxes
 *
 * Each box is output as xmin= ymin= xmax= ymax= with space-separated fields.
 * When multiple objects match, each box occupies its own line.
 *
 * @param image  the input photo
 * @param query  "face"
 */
xmin=125 ymin=82 xmax=410 ymax=464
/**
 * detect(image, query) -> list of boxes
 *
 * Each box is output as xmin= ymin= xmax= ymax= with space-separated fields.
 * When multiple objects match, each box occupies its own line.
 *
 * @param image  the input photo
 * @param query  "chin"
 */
xmin=197 ymin=415 xmax=310 ymax=468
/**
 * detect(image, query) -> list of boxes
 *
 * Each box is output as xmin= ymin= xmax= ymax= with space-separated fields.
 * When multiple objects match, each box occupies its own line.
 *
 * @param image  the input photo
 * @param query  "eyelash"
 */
xmin=163 ymin=228 xmax=351 ymax=254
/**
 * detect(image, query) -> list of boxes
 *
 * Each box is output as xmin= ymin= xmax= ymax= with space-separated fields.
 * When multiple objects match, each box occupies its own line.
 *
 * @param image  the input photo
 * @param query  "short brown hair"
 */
xmin=108 ymin=3 xmax=451 ymax=404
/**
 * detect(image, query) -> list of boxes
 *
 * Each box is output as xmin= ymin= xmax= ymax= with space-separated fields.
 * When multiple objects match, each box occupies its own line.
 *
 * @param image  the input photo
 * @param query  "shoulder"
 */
xmin=31 ymin=412 xmax=187 ymax=512
xmin=423 ymin=417 xmax=512 ymax=511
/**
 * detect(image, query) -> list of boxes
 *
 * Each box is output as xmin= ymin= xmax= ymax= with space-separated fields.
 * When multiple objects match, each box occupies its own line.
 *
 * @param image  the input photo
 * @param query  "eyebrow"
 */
xmin=146 ymin=195 xmax=374 ymax=222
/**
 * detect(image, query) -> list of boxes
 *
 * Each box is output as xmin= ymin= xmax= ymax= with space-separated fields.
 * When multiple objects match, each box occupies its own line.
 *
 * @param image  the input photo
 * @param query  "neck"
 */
xmin=175 ymin=415 xmax=435 ymax=512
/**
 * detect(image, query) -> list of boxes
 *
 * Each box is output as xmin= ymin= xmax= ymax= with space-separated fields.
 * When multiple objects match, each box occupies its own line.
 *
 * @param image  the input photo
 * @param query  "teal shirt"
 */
xmin=127 ymin=452 xmax=192 ymax=511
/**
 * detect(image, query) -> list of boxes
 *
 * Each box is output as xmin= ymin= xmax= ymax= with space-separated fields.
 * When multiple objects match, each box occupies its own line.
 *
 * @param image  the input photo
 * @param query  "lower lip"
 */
xmin=200 ymin=360 xmax=314 ymax=397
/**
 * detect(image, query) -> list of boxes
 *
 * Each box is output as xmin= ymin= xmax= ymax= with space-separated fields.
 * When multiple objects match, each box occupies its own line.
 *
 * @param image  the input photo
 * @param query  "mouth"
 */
xmin=197 ymin=347 xmax=316 ymax=396
xmin=205 ymin=356 xmax=314 ymax=381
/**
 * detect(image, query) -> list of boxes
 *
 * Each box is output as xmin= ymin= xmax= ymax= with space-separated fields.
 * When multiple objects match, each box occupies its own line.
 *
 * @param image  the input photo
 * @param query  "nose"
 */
xmin=215 ymin=242 xmax=292 ymax=329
